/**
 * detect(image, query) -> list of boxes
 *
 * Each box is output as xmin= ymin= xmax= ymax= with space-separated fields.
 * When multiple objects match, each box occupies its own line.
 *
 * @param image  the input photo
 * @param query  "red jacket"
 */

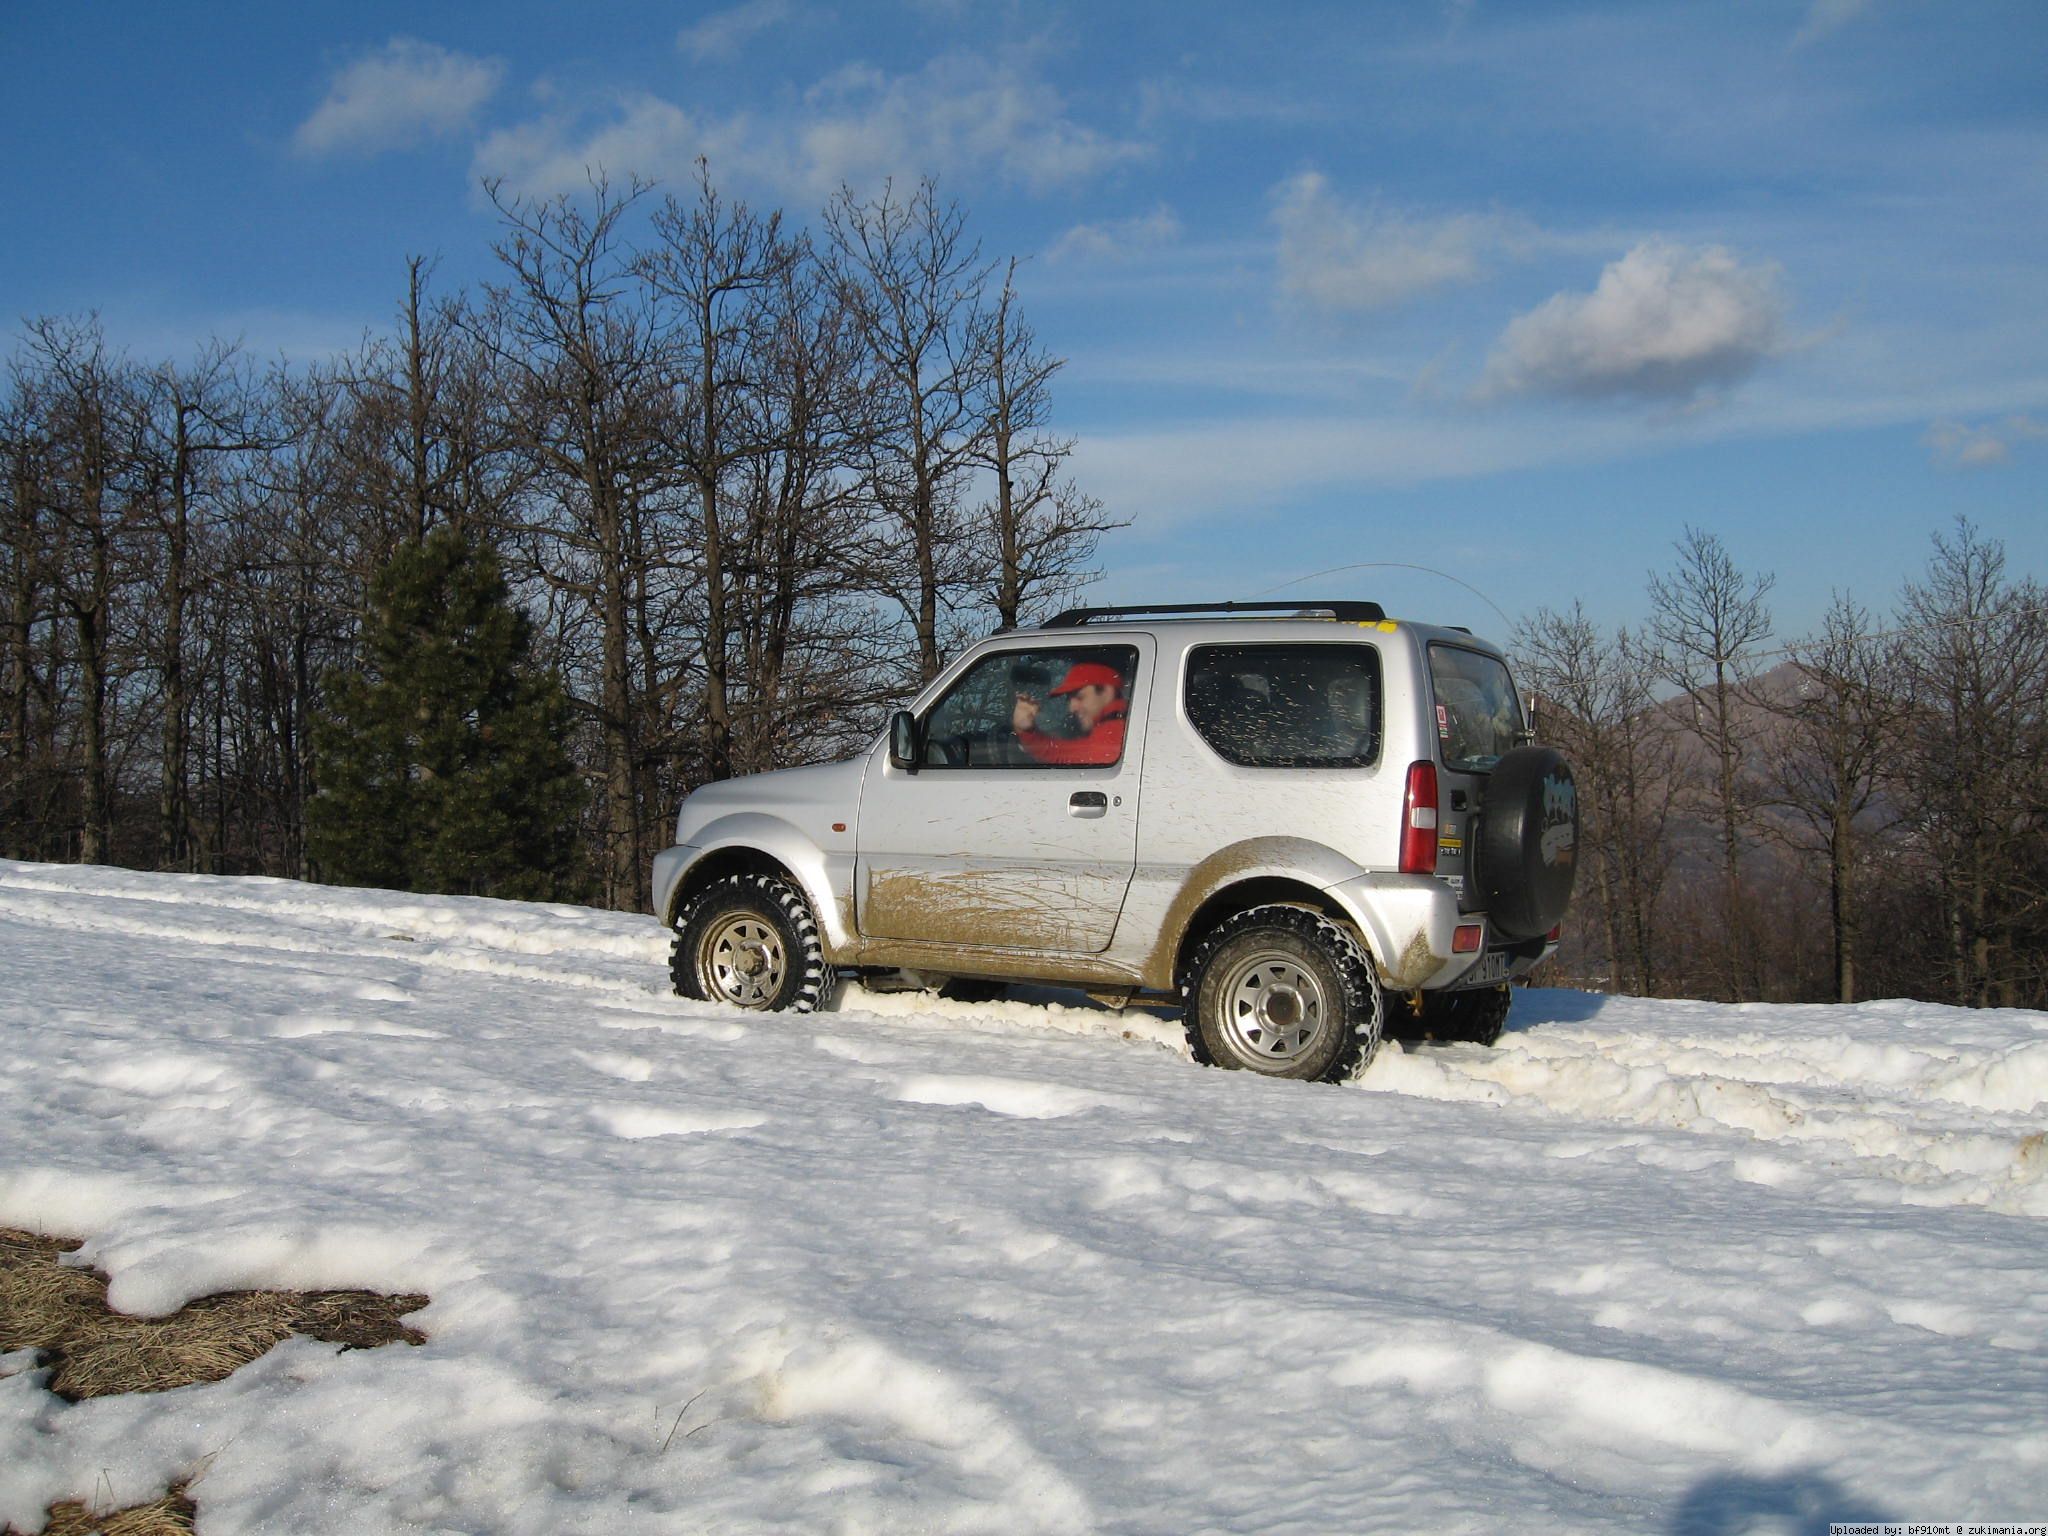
xmin=1019 ymin=700 xmax=1128 ymax=766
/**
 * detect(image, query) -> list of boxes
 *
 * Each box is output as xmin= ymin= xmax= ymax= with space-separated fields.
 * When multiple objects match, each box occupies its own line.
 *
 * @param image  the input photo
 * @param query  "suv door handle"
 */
xmin=1068 ymin=790 xmax=1108 ymax=818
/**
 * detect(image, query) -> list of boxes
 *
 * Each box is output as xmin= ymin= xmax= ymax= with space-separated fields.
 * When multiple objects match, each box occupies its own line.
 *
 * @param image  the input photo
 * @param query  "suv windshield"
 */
xmin=1428 ymin=644 xmax=1523 ymax=772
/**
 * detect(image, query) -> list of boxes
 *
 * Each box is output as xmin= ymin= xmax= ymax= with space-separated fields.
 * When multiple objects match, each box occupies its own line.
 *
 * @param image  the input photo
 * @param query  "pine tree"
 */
xmin=308 ymin=526 xmax=586 ymax=901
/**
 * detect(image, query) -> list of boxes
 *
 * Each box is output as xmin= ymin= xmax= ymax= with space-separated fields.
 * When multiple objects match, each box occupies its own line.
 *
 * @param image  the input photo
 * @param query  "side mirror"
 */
xmin=888 ymin=710 xmax=920 ymax=772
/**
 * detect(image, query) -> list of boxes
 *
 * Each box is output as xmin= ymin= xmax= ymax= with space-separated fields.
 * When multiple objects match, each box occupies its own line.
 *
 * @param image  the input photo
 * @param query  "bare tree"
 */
xmin=1 ymin=357 xmax=58 ymax=857
xmin=1647 ymin=526 xmax=1775 ymax=1000
xmin=340 ymin=259 xmax=522 ymax=555
xmin=974 ymin=259 xmax=1122 ymax=629
xmin=827 ymin=178 xmax=992 ymax=683
xmin=483 ymin=176 xmax=675 ymax=907
xmin=1893 ymin=519 xmax=2048 ymax=1006
xmin=1758 ymin=595 xmax=1907 ymax=1002
xmin=26 ymin=316 xmax=144 ymax=865
xmin=229 ymin=364 xmax=363 ymax=877
xmin=1519 ymin=603 xmax=1681 ymax=994
xmin=645 ymin=165 xmax=801 ymax=783
xmin=141 ymin=341 xmax=263 ymax=869
xmin=724 ymin=248 xmax=886 ymax=773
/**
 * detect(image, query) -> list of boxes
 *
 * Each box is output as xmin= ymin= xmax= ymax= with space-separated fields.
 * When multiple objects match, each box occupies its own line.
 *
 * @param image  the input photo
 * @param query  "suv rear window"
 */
xmin=1185 ymin=644 xmax=1381 ymax=768
xmin=1428 ymin=644 xmax=1524 ymax=772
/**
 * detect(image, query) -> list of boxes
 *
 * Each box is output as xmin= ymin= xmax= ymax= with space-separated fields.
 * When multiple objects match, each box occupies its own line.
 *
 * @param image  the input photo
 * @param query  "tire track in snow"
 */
xmin=1362 ymin=1009 xmax=2048 ymax=1216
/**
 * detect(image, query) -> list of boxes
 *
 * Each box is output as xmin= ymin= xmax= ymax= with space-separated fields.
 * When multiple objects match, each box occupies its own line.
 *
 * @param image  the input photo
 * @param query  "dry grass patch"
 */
xmin=0 ymin=1227 xmax=428 ymax=1401
xmin=4 ymin=1485 xmax=196 ymax=1536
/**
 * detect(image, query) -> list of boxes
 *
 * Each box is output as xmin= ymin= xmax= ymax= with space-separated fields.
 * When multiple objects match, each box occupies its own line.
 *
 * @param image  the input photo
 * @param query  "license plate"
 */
xmin=1460 ymin=951 xmax=1512 ymax=987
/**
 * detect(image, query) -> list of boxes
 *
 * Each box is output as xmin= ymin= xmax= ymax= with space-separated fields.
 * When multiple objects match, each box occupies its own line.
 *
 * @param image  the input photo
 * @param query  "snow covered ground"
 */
xmin=2 ymin=857 xmax=2044 ymax=1534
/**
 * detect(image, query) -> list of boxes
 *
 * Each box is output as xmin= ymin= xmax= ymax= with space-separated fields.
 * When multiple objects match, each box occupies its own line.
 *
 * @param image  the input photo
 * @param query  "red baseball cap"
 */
xmin=1051 ymin=660 xmax=1123 ymax=695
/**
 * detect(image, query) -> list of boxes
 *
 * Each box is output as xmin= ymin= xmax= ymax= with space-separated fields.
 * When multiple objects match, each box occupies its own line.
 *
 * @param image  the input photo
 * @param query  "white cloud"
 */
xmin=1925 ymin=414 xmax=2048 ymax=468
xmin=1271 ymin=172 xmax=1503 ymax=313
xmin=1045 ymin=206 xmax=1182 ymax=264
xmin=474 ymin=53 xmax=1145 ymax=200
xmin=1793 ymin=0 xmax=1876 ymax=47
xmin=1069 ymin=374 xmax=2048 ymax=532
xmin=474 ymin=93 xmax=752 ymax=196
xmin=294 ymin=38 xmax=504 ymax=157
xmin=1482 ymin=239 xmax=1786 ymax=403
xmin=1134 ymin=78 xmax=1335 ymax=131
xmin=1071 ymin=414 xmax=1641 ymax=530
xmin=794 ymin=55 xmax=1146 ymax=195
xmin=677 ymin=0 xmax=795 ymax=62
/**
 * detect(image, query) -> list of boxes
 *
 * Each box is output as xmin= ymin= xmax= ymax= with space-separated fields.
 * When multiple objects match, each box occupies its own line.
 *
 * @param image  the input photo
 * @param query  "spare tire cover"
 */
xmin=1476 ymin=746 xmax=1579 ymax=940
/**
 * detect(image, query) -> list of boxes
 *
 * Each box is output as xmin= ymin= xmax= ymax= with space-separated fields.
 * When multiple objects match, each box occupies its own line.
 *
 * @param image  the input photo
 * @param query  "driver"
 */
xmin=1011 ymin=660 xmax=1128 ymax=766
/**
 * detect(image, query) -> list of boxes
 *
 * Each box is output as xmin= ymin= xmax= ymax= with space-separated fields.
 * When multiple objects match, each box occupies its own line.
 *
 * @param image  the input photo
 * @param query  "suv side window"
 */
xmin=1184 ymin=644 xmax=1382 ymax=768
xmin=1428 ymin=643 xmax=1524 ymax=771
xmin=920 ymin=645 xmax=1139 ymax=769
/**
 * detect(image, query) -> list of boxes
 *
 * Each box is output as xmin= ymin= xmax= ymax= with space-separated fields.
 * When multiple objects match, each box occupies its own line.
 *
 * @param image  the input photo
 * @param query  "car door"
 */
xmin=855 ymin=638 xmax=1151 ymax=954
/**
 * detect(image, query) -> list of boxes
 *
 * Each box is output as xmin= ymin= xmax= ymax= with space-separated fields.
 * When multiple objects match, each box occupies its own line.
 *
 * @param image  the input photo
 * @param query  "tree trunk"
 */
xmin=76 ymin=585 xmax=108 ymax=863
xmin=986 ymin=293 xmax=1022 ymax=629
xmin=591 ymin=464 xmax=642 ymax=908
xmin=1830 ymin=803 xmax=1854 ymax=1003
xmin=75 ymin=425 xmax=112 ymax=865
xmin=1969 ymin=866 xmax=1991 ymax=1007
xmin=287 ymin=560 xmax=316 ymax=880
xmin=405 ymin=259 xmax=433 ymax=542
xmin=159 ymin=404 xmax=192 ymax=869
xmin=1620 ymin=753 xmax=1656 ymax=996
xmin=993 ymin=450 xmax=1021 ymax=629
xmin=912 ymin=409 xmax=941 ymax=682
xmin=698 ymin=297 xmax=733 ymax=782
xmin=1596 ymin=841 xmax=1624 ymax=992
xmin=1712 ymin=662 xmax=1750 ymax=1000
xmin=5 ymin=446 xmax=34 ymax=859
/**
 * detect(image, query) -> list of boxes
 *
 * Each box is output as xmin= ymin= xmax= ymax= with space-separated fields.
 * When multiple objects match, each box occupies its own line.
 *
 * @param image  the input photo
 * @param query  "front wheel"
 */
xmin=1181 ymin=906 xmax=1382 ymax=1081
xmin=673 ymin=872 xmax=835 ymax=1013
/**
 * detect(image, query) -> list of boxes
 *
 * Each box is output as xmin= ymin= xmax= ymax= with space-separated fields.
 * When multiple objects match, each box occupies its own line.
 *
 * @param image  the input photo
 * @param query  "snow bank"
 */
xmin=1364 ymin=994 xmax=2048 ymax=1216
xmin=2 ymin=859 xmax=2043 ymax=1532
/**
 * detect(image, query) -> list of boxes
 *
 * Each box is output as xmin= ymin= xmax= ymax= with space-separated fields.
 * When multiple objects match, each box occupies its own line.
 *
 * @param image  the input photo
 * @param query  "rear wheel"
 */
xmin=672 ymin=872 xmax=834 ymax=1013
xmin=1181 ymin=905 xmax=1382 ymax=1081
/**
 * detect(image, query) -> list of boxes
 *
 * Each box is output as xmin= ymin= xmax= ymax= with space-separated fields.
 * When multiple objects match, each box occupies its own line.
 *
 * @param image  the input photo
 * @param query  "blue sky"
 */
xmin=5 ymin=0 xmax=2044 ymax=642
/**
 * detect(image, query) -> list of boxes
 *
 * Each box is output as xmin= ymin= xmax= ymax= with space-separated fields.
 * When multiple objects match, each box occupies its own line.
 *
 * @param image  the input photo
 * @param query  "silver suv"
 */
xmin=652 ymin=601 xmax=1578 ymax=1081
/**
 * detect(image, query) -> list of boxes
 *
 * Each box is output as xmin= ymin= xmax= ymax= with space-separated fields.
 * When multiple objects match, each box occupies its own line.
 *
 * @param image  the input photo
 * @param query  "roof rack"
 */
xmin=1042 ymin=600 xmax=1387 ymax=628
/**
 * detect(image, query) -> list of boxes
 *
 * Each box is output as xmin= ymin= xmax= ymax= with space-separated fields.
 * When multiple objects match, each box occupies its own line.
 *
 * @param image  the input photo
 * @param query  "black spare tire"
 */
xmin=1476 ymin=746 xmax=1579 ymax=940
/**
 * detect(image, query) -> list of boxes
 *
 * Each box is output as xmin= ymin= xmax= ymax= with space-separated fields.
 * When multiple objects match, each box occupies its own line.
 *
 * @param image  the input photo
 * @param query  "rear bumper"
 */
xmin=1444 ymin=933 xmax=1556 ymax=990
xmin=1322 ymin=873 xmax=1556 ymax=991
xmin=1321 ymin=873 xmax=1480 ymax=990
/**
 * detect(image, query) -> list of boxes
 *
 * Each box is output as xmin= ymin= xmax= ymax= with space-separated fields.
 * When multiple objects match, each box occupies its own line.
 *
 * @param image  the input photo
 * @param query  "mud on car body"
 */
xmin=654 ymin=600 xmax=1579 ymax=1082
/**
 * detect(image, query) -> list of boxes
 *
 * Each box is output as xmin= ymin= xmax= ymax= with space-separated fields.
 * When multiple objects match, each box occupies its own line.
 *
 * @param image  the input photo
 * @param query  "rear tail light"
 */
xmin=1546 ymin=923 xmax=1562 ymax=943
xmin=1452 ymin=923 xmax=1484 ymax=953
xmin=1399 ymin=760 xmax=1439 ymax=874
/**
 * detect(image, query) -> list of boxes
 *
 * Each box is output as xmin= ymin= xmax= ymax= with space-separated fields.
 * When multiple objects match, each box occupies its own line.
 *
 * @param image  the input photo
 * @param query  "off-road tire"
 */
xmin=672 ymin=872 xmax=835 ymax=1014
xmin=1179 ymin=905 xmax=1382 ymax=1081
xmin=1418 ymin=983 xmax=1511 ymax=1046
